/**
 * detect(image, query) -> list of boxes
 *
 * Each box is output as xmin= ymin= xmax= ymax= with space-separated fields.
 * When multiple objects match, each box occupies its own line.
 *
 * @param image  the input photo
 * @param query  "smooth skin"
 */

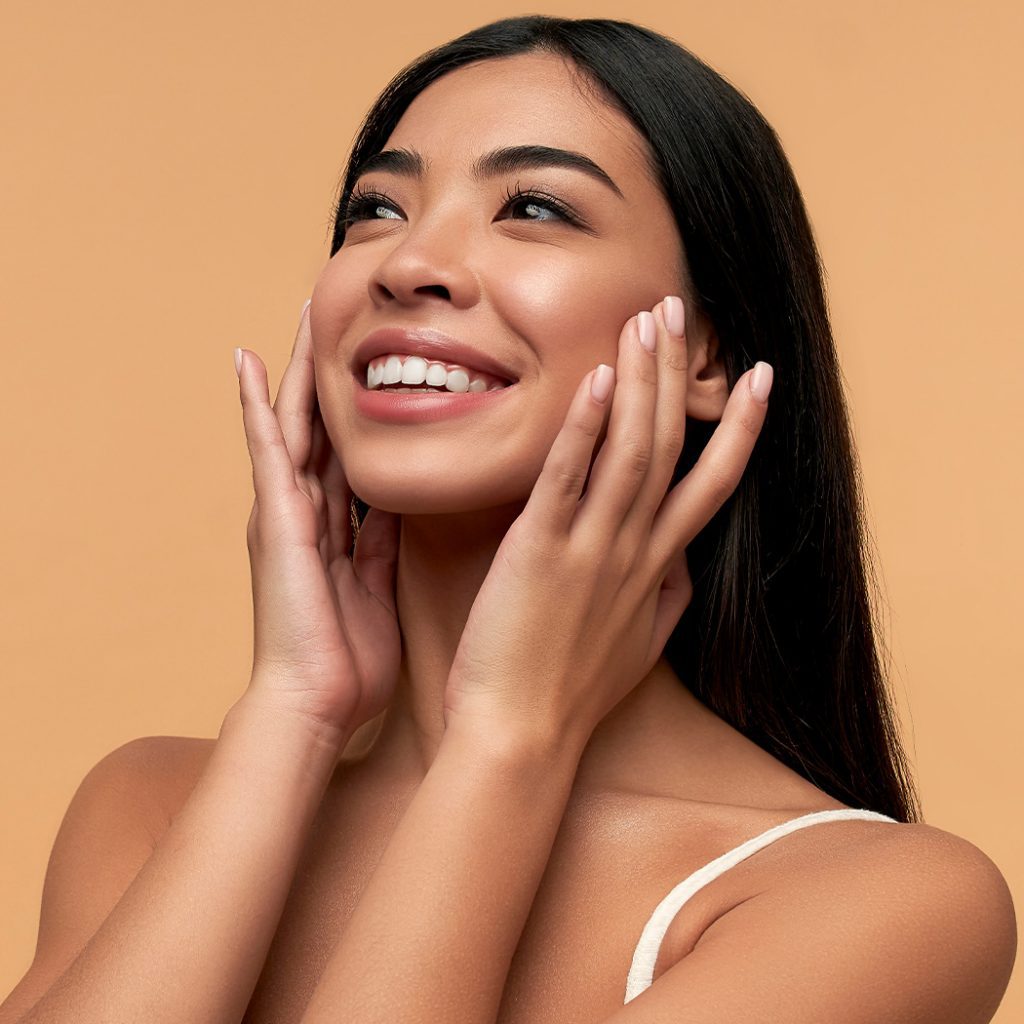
xmin=1 ymin=50 xmax=1014 ymax=1024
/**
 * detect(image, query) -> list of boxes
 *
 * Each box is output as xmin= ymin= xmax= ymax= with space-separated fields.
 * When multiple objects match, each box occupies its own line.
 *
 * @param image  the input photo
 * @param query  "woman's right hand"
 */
xmin=234 ymin=300 xmax=402 ymax=736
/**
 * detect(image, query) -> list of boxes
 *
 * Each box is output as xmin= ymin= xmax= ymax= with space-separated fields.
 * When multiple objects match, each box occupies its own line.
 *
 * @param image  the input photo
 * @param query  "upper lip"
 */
xmin=352 ymin=327 xmax=519 ymax=384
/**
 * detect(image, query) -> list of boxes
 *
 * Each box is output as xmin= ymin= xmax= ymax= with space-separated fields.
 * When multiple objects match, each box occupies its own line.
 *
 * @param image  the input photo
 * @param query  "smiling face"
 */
xmin=309 ymin=50 xmax=699 ymax=516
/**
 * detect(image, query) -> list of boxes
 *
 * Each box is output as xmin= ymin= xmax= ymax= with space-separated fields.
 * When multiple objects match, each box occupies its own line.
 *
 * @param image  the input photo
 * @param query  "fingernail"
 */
xmin=591 ymin=363 xmax=614 ymax=403
xmin=664 ymin=296 xmax=685 ymax=337
xmin=749 ymin=361 xmax=773 ymax=403
xmin=234 ymin=347 xmax=243 ymax=378
xmin=300 ymin=298 xmax=311 ymax=318
xmin=637 ymin=311 xmax=656 ymax=352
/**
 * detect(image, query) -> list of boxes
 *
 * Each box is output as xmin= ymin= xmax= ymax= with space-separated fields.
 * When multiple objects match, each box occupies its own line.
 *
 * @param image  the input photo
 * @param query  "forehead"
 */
xmin=382 ymin=51 xmax=653 ymax=195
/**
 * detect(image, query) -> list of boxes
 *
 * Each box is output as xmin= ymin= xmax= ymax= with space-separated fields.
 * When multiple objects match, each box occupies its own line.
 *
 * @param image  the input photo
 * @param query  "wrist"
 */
xmin=440 ymin=709 xmax=588 ymax=778
xmin=224 ymin=687 xmax=357 ymax=768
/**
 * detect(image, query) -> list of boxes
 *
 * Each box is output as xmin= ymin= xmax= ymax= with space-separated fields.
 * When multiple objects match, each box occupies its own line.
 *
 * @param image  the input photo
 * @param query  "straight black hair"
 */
xmin=330 ymin=15 xmax=921 ymax=823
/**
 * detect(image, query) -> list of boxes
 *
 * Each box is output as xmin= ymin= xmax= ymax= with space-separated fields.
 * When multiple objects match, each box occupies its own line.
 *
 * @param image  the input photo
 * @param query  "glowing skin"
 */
xmin=306 ymin=51 xmax=729 ymax=778
xmin=312 ymin=52 xmax=726 ymax=517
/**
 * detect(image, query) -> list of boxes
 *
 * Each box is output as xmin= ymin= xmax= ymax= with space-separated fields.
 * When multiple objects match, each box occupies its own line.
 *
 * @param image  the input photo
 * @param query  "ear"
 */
xmin=684 ymin=312 xmax=728 ymax=422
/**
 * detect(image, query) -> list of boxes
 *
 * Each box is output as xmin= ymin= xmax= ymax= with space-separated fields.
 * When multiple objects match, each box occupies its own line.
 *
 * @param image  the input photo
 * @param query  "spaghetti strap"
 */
xmin=623 ymin=807 xmax=900 ymax=1003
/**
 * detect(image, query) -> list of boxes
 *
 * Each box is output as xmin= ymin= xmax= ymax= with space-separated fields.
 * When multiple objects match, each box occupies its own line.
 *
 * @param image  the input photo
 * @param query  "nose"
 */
xmin=368 ymin=211 xmax=482 ymax=311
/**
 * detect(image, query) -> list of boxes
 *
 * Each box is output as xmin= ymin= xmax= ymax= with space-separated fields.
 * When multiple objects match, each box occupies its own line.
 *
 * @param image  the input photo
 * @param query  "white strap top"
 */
xmin=623 ymin=807 xmax=900 ymax=1003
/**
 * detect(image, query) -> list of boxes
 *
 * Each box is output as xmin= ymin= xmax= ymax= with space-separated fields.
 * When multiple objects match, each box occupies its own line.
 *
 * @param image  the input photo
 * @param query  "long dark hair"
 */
xmin=330 ymin=15 xmax=921 ymax=823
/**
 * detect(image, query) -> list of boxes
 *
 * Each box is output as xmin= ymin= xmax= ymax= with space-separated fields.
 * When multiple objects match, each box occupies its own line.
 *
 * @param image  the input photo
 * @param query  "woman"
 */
xmin=1 ymin=14 xmax=1015 ymax=1024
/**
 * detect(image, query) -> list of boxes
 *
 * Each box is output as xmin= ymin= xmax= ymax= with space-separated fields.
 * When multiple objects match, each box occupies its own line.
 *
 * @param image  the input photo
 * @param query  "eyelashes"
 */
xmin=338 ymin=182 xmax=582 ymax=228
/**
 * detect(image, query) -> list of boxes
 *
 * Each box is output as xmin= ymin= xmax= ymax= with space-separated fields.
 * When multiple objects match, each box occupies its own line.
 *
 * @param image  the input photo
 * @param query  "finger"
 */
xmin=650 ymin=362 xmax=773 ymax=568
xmin=237 ymin=347 xmax=301 ymax=515
xmin=626 ymin=297 xmax=688 ymax=530
xmin=351 ymin=507 xmax=401 ymax=614
xmin=320 ymin=439 xmax=353 ymax=563
xmin=523 ymin=363 xmax=615 ymax=537
xmin=272 ymin=299 xmax=316 ymax=468
xmin=575 ymin=311 xmax=659 ymax=532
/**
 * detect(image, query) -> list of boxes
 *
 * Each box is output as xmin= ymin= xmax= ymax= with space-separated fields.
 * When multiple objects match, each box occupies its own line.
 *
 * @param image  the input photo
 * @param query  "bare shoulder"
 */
xmin=108 ymin=734 xmax=217 ymax=832
xmin=645 ymin=819 xmax=1018 ymax=1024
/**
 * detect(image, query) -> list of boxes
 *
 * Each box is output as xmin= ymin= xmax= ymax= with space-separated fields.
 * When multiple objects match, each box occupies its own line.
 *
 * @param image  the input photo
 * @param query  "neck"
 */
xmin=345 ymin=509 xmax=711 ymax=793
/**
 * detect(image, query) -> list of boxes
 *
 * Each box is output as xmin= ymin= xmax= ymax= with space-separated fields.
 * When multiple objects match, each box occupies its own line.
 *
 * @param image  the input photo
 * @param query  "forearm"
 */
xmin=301 ymin=721 xmax=586 ymax=1024
xmin=22 ymin=687 xmax=353 ymax=1024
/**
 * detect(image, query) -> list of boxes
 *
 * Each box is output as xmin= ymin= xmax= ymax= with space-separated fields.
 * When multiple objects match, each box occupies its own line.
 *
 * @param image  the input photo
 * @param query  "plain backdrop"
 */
xmin=1 ymin=0 xmax=1020 ymax=1017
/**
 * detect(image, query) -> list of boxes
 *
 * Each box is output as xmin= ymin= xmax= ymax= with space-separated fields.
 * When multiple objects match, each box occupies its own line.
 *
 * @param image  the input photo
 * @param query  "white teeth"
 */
xmin=382 ymin=355 xmax=403 ymax=384
xmin=366 ymin=353 xmax=510 ymax=393
xmin=400 ymin=356 xmax=428 ymax=385
xmin=445 ymin=368 xmax=470 ymax=393
xmin=425 ymin=361 xmax=448 ymax=386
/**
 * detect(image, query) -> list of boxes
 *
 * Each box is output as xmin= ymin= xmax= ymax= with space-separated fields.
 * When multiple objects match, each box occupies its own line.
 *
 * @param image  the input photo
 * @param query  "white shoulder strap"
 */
xmin=623 ymin=808 xmax=899 ymax=1003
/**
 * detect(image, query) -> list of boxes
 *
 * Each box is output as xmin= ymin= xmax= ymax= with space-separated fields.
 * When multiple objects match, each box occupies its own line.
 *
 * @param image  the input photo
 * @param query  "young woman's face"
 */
xmin=310 ymin=51 xmax=693 ymax=516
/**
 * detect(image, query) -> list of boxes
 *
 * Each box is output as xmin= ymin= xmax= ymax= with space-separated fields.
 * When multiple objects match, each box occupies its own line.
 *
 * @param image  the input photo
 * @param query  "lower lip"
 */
xmin=353 ymin=381 xmax=518 ymax=423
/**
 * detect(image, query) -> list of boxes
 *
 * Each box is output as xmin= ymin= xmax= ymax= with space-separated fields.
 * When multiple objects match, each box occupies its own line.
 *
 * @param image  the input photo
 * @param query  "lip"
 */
xmin=352 ymin=327 xmax=519 ymax=384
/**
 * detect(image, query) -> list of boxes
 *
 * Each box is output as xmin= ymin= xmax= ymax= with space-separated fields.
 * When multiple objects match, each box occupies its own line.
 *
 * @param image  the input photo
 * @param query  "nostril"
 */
xmin=415 ymin=284 xmax=451 ymax=300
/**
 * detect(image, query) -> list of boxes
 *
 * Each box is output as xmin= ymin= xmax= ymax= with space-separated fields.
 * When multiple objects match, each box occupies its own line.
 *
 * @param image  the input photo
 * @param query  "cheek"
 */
xmin=486 ymin=245 xmax=663 ymax=380
xmin=310 ymin=254 xmax=366 ymax=358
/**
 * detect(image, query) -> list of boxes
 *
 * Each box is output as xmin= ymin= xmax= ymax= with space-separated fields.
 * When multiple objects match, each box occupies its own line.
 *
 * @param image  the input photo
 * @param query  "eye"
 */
xmin=500 ymin=184 xmax=579 ymax=225
xmin=338 ymin=182 xmax=582 ymax=228
xmin=339 ymin=185 xmax=402 ymax=225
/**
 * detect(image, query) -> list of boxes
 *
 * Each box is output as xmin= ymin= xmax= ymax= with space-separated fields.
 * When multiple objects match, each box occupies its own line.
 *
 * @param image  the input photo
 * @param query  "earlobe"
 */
xmin=685 ymin=321 xmax=729 ymax=422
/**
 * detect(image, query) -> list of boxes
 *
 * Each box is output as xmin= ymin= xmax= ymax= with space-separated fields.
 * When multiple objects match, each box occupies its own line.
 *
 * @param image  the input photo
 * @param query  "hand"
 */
xmin=235 ymin=301 xmax=401 ymax=734
xmin=443 ymin=297 xmax=771 ymax=750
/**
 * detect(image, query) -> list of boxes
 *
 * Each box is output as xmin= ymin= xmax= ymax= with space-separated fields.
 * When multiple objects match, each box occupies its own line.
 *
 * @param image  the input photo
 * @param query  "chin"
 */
xmin=347 ymin=466 xmax=535 ymax=517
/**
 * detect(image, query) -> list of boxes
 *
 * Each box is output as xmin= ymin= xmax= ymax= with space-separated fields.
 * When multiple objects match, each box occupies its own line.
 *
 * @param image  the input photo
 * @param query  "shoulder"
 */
xmin=751 ymin=820 xmax=1016 ymax=1019
xmin=628 ymin=818 xmax=1016 ymax=1022
xmin=88 ymin=734 xmax=216 ymax=835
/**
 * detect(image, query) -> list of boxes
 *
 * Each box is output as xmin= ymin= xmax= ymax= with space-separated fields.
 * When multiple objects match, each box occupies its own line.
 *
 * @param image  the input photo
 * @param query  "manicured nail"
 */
xmin=637 ymin=311 xmax=656 ymax=352
xmin=300 ymin=298 xmax=311 ymax=317
xmin=591 ymin=363 xmax=614 ymax=403
xmin=234 ymin=347 xmax=243 ymax=378
xmin=663 ymin=296 xmax=685 ymax=337
xmin=749 ymin=361 xmax=773 ymax=403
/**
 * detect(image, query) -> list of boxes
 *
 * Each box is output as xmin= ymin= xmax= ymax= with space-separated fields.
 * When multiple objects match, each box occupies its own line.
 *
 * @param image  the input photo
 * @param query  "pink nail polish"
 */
xmin=637 ymin=311 xmax=656 ymax=352
xmin=591 ymin=364 xmax=614 ymax=403
xmin=749 ymin=362 xmax=773 ymax=403
xmin=664 ymin=296 xmax=685 ymax=337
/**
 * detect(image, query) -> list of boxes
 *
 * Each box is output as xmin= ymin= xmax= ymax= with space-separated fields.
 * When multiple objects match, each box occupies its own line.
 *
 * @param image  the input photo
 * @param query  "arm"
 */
xmin=305 ymin=758 xmax=1016 ymax=1024
xmin=299 ymin=299 xmax=752 ymax=1024
xmin=3 ymin=693 xmax=350 ymax=1024
xmin=300 ymin=720 xmax=583 ymax=1024
xmin=3 ymin=296 xmax=400 ymax=1022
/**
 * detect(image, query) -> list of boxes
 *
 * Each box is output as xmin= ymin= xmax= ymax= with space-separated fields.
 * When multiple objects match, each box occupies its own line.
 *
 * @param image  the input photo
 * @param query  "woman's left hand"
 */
xmin=443 ymin=297 xmax=772 ymax=752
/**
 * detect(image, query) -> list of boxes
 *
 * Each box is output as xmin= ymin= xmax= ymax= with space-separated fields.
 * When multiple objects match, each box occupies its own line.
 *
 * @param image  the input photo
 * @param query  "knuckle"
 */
xmin=550 ymin=462 xmax=587 ymax=498
xmin=574 ymin=410 xmax=602 ymax=441
xmin=662 ymin=347 xmax=689 ymax=375
xmin=658 ymin=419 xmax=685 ymax=459
xmin=620 ymin=436 xmax=653 ymax=477
xmin=705 ymin=456 xmax=739 ymax=505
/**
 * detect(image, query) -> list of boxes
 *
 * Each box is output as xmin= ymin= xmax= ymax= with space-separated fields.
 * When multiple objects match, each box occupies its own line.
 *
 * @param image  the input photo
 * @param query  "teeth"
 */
xmin=382 ymin=355 xmax=403 ymax=385
xmin=445 ymin=369 xmax=469 ymax=393
xmin=425 ymin=362 xmax=448 ymax=386
xmin=365 ymin=352 xmax=510 ymax=394
xmin=400 ymin=356 xmax=428 ymax=385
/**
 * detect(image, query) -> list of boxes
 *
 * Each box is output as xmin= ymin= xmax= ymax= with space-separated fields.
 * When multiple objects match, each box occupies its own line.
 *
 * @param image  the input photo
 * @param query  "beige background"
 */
xmin=1 ymin=0 xmax=1020 ymax=1016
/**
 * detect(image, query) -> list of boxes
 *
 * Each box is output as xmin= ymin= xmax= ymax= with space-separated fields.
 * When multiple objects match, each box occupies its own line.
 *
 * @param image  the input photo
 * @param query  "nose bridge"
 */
xmin=370 ymin=194 xmax=481 ymax=308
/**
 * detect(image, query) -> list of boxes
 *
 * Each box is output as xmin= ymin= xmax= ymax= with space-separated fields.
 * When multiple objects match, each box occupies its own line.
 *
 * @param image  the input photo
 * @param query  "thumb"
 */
xmin=352 ymin=507 xmax=401 ymax=612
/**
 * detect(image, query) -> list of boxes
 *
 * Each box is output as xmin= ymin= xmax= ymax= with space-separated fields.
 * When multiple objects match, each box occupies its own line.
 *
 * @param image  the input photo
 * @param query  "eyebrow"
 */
xmin=349 ymin=144 xmax=624 ymax=199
